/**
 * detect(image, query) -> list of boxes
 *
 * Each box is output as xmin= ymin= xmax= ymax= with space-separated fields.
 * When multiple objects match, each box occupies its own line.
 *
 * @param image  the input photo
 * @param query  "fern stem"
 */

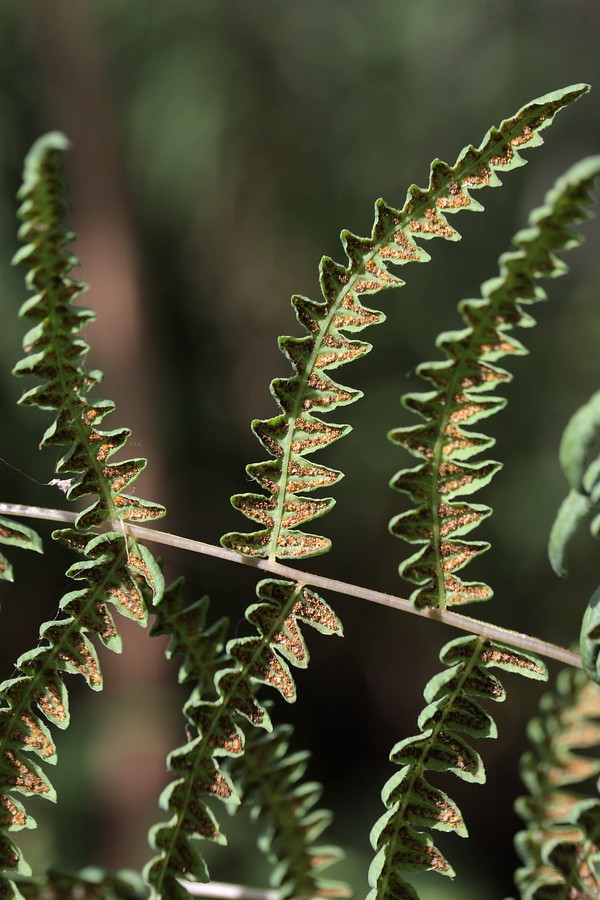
xmin=184 ymin=885 xmax=268 ymax=899
xmin=0 ymin=502 xmax=582 ymax=670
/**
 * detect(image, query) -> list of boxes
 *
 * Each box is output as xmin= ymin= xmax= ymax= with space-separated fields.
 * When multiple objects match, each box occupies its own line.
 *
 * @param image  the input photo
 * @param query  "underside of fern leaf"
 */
xmin=145 ymin=578 xmax=344 ymax=898
xmin=229 ymin=717 xmax=350 ymax=899
xmin=389 ymin=153 xmax=600 ymax=610
xmin=514 ymin=668 xmax=600 ymax=898
xmin=0 ymin=85 xmax=594 ymax=900
xmin=0 ymin=133 xmax=165 ymax=896
xmin=221 ymin=84 xmax=588 ymax=563
xmin=11 ymin=132 xmax=165 ymax=531
xmin=368 ymin=637 xmax=546 ymax=900
xmin=366 ymin=153 xmax=600 ymax=900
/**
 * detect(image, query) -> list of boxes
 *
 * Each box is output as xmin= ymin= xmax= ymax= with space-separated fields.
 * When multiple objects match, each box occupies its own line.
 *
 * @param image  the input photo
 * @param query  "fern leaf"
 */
xmin=390 ymin=154 xmax=600 ymax=610
xmin=0 ymin=533 xmax=163 ymax=887
xmin=580 ymin=588 xmax=600 ymax=686
xmin=12 ymin=132 xmax=165 ymax=531
xmin=0 ymin=132 xmax=165 ymax=894
xmin=368 ymin=637 xmax=546 ymax=900
xmin=530 ymin=799 xmax=600 ymax=899
xmin=12 ymin=865 xmax=147 ymax=899
xmin=150 ymin=578 xmax=229 ymax=692
xmin=0 ymin=518 xmax=42 ymax=583
xmin=549 ymin=389 xmax=600 ymax=578
xmin=222 ymin=84 xmax=588 ymax=562
xmin=145 ymin=578 xmax=342 ymax=898
xmin=514 ymin=668 xmax=600 ymax=898
xmin=229 ymin=719 xmax=350 ymax=899
xmin=546 ymin=389 xmax=600 ymax=683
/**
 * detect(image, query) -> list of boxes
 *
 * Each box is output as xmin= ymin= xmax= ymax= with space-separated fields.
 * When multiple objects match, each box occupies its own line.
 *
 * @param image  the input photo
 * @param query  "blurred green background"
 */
xmin=1 ymin=2 xmax=599 ymax=897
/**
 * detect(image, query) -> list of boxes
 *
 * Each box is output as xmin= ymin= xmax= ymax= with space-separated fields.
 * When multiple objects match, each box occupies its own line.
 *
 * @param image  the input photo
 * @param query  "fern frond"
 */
xmin=0 ymin=531 xmax=164 ymax=891
xmin=389 ymin=154 xmax=600 ymax=610
xmin=230 ymin=720 xmax=350 ymax=900
xmin=581 ymin=589 xmax=600 ymax=687
xmin=0 ymin=133 xmax=165 ymax=894
xmin=146 ymin=580 xmax=234 ymax=898
xmin=13 ymin=865 xmax=147 ymax=899
xmin=11 ymin=132 xmax=165 ymax=530
xmin=368 ymin=637 xmax=546 ymax=900
xmin=222 ymin=84 xmax=588 ymax=563
xmin=547 ymin=389 xmax=600 ymax=683
xmin=514 ymin=668 xmax=600 ymax=898
xmin=527 ymin=799 xmax=600 ymax=899
xmin=145 ymin=578 xmax=342 ymax=898
xmin=150 ymin=578 xmax=230 ymax=694
xmin=0 ymin=518 xmax=42 ymax=582
xmin=549 ymin=389 xmax=600 ymax=579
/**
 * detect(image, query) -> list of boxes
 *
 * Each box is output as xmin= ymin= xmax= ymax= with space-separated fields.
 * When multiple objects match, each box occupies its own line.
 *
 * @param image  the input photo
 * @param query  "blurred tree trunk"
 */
xmin=25 ymin=0 xmax=175 ymax=872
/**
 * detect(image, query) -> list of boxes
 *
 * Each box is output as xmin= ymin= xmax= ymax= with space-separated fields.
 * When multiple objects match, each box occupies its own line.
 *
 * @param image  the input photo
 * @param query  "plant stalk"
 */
xmin=0 ymin=502 xmax=582 ymax=670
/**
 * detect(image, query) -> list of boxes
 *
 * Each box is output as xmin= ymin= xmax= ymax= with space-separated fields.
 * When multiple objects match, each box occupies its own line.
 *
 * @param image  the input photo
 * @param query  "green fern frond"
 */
xmin=547 ymin=389 xmax=600 ymax=684
xmin=230 ymin=720 xmax=350 ymax=900
xmin=581 ymin=588 xmax=600 ymax=686
xmin=368 ymin=637 xmax=546 ymax=900
xmin=549 ymin=389 xmax=600 ymax=579
xmin=11 ymin=132 xmax=165 ymax=530
xmin=390 ymin=154 xmax=600 ymax=610
xmin=145 ymin=580 xmax=233 ymax=898
xmin=228 ymin=579 xmax=343 ymax=700
xmin=0 ymin=531 xmax=164 ymax=891
xmin=526 ymin=799 xmax=600 ymax=899
xmin=221 ymin=84 xmax=588 ymax=563
xmin=514 ymin=668 xmax=600 ymax=898
xmin=145 ymin=578 xmax=342 ymax=898
xmin=0 ymin=518 xmax=42 ymax=583
xmin=0 ymin=133 xmax=165 ymax=895
xmin=13 ymin=865 xmax=147 ymax=899
xmin=150 ymin=577 xmax=230 ymax=694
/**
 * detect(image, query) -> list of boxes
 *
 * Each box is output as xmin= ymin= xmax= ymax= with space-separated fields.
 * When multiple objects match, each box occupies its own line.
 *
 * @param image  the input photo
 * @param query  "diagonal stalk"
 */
xmin=0 ymin=502 xmax=581 ymax=670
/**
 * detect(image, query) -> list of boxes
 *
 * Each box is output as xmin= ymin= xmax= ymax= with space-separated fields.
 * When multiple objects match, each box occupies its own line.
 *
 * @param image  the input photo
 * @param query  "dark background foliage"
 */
xmin=0 ymin=2 xmax=599 ymax=897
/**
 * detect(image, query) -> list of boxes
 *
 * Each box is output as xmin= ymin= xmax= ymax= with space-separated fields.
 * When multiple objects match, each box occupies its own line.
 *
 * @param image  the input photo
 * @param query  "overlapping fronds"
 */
xmin=145 ymin=578 xmax=342 ymax=898
xmin=368 ymin=637 xmax=546 ymax=900
xmin=221 ymin=84 xmax=587 ymax=563
xmin=0 ymin=530 xmax=165 ymax=895
xmin=514 ymin=668 xmax=600 ymax=897
xmin=0 ymin=132 xmax=165 ymax=896
xmin=389 ymin=154 xmax=600 ymax=610
xmin=230 ymin=719 xmax=350 ymax=899
xmin=0 ymin=519 xmax=42 ymax=583
xmin=0 ymin=88 xmax=596 ymax=900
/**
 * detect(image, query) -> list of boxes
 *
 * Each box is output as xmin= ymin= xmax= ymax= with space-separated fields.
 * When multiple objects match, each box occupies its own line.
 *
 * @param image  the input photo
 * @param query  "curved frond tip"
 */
xmin=12 ymin=130 xmax=165 ymax=530
xmin=0 ymin=131 xmax=166 ymax=894
xmin=222 ymin=85 xmax=588 ymax=563
xmin=390 ymin=154 xmax=600 ymax=610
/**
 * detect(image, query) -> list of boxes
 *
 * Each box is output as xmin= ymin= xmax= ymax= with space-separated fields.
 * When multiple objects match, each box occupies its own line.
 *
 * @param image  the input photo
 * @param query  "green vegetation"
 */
xmin=0 ymin=81 xmax=599 ymax=899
